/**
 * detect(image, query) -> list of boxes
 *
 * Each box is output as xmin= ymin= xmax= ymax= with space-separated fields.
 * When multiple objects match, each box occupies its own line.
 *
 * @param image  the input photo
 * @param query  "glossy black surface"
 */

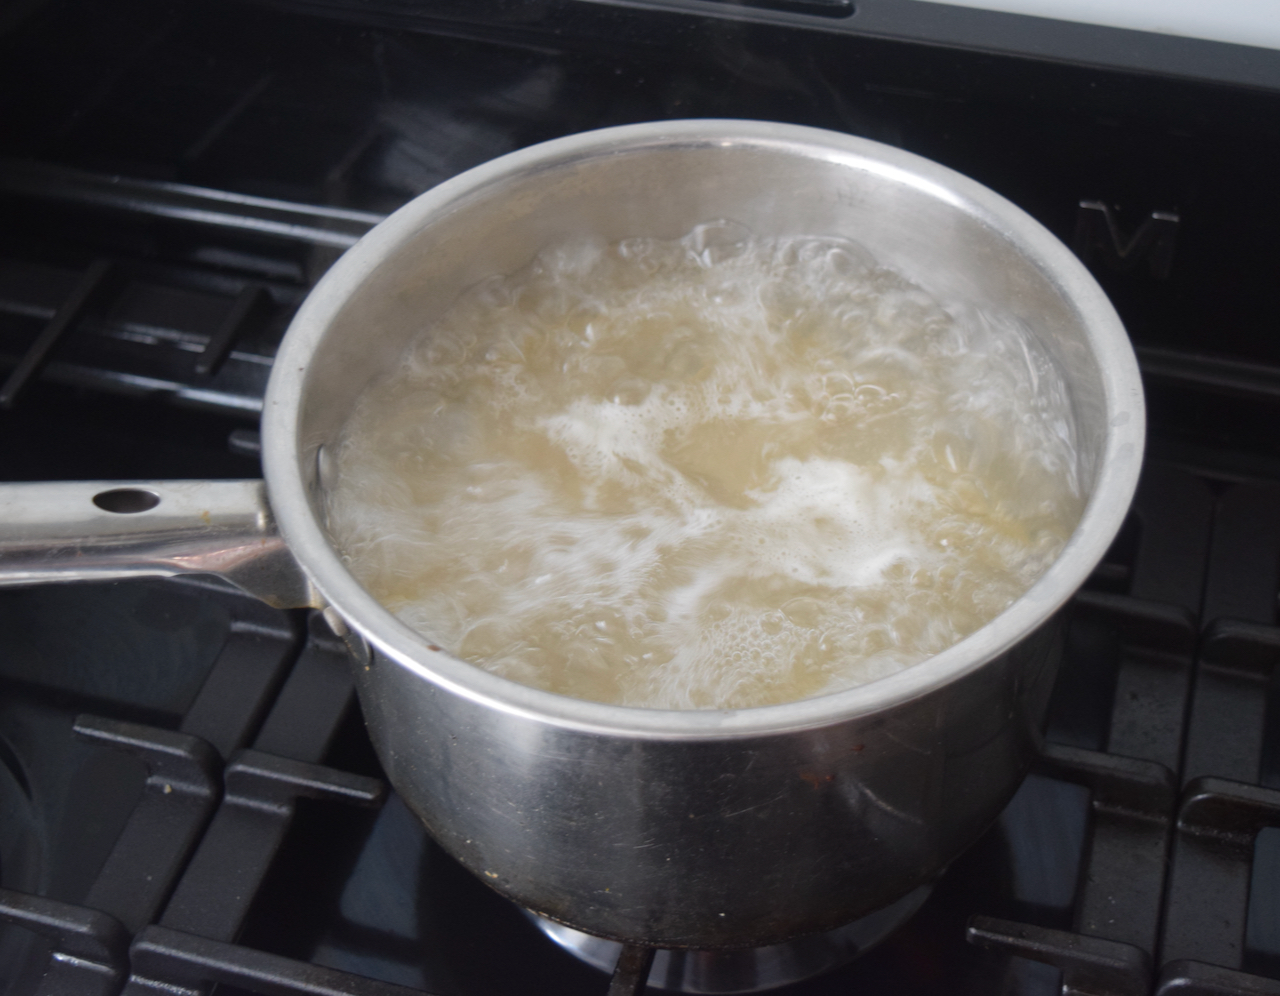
xmin=3 ymin=1 xmax=1280 ymax=993
xmin=3 ymin=0 xmax=1280 ymax=451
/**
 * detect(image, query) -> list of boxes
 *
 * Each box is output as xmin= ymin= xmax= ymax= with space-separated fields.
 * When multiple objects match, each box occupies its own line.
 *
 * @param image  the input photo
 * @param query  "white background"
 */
xmin=911 ymin=0 xmax=1280 ymax=52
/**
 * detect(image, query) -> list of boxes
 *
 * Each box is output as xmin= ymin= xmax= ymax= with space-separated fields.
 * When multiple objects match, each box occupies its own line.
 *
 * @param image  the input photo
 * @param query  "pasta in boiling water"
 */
xmin=326 ymin=221 xmax=1083 ymax=709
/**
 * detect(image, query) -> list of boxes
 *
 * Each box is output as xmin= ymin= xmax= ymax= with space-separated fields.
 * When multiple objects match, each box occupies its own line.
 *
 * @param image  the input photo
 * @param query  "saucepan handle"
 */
xmin=0 ymin=479 xmax=317 ymax=609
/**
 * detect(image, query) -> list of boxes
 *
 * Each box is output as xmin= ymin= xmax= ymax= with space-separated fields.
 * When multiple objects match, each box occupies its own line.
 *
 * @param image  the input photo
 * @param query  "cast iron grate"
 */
xmin=0 ymin=158 xmax=372 ymax=417
xmin=2 ymin=1 xmax=1280 ymax=987
xmin=968 ymin=475 xmax=1280 ymax=995
xmin=0 ymin=587 xmax=660 ymax=996
xmin=1 ymin=179 xmax=1280 ymax=996
xmin=0 ymin=596 xmax=421 ymax=996
xmin=2 ymin=469 xmax=1279 ymax=996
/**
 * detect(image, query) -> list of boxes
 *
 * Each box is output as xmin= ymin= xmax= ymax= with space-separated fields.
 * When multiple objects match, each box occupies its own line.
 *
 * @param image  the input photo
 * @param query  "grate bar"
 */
xmin=1035 ymin=743 xmax=1175 ymax=956
xmin=252 ymin=612 xmax=356 ymax=764
xmin=159 ymin=750 xmax=383 ymax=943
xmin=1161 ymin=778 xmax=1280 ymax=969
xmin=126 ymin=924 xmax=433 ymax=995
xmin=1157 ymin=959 xmax=1280 ymax=994
xmin=0 ymin=258 xmax=113 ymax=409
xmin=0 ymin=888 xmax=130 ymax=996
xmin=0 ymin=158 xmax=384 ymax=249
xmin=967 ymin=915 xmax=1150 ymax=996
xmin=196 ymin=283 xmax=269 ymax=377
xmin=177 ymin=589 xmax=299 ymax=761
xmin=76 ymin=717 xmax=222 ymax=934
xmin=608 ymin=944 xmax=657 ymax=996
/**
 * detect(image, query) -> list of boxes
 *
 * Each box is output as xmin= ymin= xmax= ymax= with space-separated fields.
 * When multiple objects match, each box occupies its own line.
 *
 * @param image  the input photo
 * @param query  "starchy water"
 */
xmin=326 ymin=221 xmax=1083 ymax=709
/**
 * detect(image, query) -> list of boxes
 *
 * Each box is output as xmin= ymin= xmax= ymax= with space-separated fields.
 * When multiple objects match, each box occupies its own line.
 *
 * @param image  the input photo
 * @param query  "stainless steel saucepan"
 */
xmin=0 ymin=121 xmax=1144 ymax=950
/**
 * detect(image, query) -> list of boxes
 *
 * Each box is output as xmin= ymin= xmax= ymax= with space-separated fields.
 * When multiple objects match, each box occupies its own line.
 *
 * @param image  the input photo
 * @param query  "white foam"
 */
xmin=327 ymin=226 xmax=1083 ymax=709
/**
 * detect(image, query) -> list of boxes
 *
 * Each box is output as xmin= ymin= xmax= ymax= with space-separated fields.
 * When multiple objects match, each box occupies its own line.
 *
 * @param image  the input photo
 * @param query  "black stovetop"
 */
xmin=3 ymin=2 xmax=1280 ymax=994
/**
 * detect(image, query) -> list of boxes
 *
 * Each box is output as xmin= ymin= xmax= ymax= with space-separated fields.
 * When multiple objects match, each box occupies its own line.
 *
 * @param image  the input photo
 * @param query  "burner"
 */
xmin=526 ymin=884 xmax=932 ymax=993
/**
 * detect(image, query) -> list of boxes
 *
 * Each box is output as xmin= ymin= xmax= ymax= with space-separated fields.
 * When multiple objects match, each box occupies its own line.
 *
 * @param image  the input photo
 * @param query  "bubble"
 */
xmin=326 ymin=222 xmax=1083 ymax=710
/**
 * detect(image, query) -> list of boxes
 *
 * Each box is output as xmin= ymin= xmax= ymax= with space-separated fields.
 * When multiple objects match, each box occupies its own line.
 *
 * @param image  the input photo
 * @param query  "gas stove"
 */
xmin=2 ymin=2 xmax=1280 ymax=994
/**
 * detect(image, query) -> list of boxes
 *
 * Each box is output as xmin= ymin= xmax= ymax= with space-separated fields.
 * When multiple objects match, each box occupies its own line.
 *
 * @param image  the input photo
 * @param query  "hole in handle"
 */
xmin=93 ymin=488 xmax=161 ymax=513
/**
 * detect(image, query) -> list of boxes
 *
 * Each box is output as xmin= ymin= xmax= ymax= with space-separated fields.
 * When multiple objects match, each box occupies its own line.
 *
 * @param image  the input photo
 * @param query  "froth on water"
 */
xmin=326 ymin=221 xmax=1083 ymax=710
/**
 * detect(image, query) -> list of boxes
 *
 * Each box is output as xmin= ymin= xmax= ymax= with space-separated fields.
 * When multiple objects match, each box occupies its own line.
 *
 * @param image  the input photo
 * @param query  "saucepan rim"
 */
xmin=262 ymin=118 xmax=1144 ymax=740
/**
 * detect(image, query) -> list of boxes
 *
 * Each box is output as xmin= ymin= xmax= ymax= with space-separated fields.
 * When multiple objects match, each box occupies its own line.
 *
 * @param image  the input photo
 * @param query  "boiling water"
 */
xmin=327 ymin=221 xmax=1083 ymax=710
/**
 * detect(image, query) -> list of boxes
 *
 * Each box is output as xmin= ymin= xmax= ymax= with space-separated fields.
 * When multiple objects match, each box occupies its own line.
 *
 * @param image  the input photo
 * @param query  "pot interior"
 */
xmin=300 ymin=132 xmax=1109 ymax=488
xmin=267 ymin=121 xmax=1139 ymax=728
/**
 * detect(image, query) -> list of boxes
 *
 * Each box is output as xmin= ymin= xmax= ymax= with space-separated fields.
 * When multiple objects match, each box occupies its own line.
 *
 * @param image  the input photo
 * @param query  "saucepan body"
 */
xmin=263 ymin=121 xmax=1143 ymax=947
xmin=0 ymin=120 xmax=1144 ymax=949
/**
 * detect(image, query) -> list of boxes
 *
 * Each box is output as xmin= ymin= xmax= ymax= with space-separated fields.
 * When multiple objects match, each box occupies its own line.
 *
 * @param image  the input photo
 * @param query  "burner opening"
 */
xmin=527 ymin=884 xmax=932 ymax=994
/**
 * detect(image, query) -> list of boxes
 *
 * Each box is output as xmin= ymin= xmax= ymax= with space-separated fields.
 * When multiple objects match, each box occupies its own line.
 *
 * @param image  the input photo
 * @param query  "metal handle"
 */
xmin=0 ymin=480 xmax=316 ymax=608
